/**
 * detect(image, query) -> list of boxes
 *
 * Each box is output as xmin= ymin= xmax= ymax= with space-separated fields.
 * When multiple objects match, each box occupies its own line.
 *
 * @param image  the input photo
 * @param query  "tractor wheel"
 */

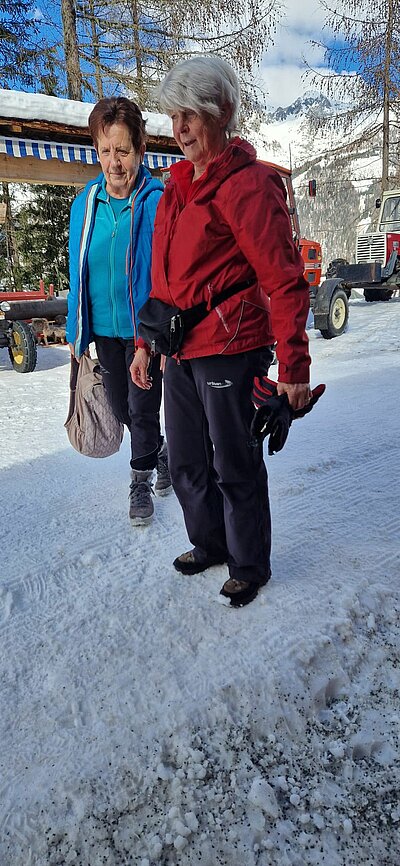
xmin=8 ymin=320 xmax=37 ymax=372
xmin=320 ymin=289 xmax=349 ymax=339
xmin=364 ymin=288 xmax=394 ymax=302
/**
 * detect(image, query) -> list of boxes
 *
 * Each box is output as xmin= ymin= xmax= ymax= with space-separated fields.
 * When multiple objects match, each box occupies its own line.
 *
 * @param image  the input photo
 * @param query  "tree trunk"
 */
xmin=88 ymin=0 xmax=104 ymax=99
xmin=131 ymin=0 xmax=144 ymax=103
xmin=382 ymin=0 xmax=394 ymax=193
xmin=61 ymin=0 xmax=83 ymax=101
xmin=2 ymin=182 xmax=20 ymax=290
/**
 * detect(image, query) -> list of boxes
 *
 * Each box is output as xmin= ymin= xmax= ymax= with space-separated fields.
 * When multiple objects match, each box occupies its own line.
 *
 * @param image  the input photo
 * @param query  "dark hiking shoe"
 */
xmin=219 ymin=574 xmax=271 ymax=607
xmin=129 ymin=470 xmax=154 ymax=526
xmin=173 ymin=549 xmax=226 ymax=575
xmin=154 ymin=441 xmax=172 ymax=497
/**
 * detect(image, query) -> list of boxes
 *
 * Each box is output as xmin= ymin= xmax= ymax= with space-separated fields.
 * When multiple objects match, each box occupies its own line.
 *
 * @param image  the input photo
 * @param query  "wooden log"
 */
xmin=5 ymin=298 xmax=68 ymax=320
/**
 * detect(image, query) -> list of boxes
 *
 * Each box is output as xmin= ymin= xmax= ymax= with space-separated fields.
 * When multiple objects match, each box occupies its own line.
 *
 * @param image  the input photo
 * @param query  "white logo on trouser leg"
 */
xmin=206 ymin=379 xmax=233 ymax=388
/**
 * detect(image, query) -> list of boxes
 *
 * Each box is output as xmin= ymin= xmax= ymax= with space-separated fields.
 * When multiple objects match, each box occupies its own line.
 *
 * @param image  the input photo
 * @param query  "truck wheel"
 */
xmin=320 ymin=289 xmax=349 ymax=339
xmin=364 ymin=288 xmax=394 ymax=302
xmin=8 ymin=320 xmax=37 ymax=372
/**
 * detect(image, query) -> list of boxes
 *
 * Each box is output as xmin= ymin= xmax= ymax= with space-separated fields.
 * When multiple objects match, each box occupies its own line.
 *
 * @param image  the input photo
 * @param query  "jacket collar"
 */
xmin=95 ymin=163 xmax=160 ymax=204
xmin=169 ymin=137 xmax=257 ymax=197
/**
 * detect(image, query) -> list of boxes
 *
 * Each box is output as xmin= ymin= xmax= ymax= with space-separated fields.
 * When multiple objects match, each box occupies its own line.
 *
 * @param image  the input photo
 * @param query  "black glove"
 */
xmin=250 ymin=391 xmax=293 ymax=454
xmin=251 ymin=376 xmax=326 ymax=454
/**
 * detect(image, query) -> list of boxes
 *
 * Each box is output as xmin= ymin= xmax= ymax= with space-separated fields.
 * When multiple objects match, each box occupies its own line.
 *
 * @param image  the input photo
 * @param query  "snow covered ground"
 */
xmin=1 ymin=297 xmax=399 ymax=866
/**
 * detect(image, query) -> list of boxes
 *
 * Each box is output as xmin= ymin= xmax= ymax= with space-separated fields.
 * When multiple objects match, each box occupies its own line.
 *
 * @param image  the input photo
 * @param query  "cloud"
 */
xmin=257 ymin=0 xmax=336 ymax=107
xmin=258 ymin=64 xmax=313 ymax=107
xmin=32 ymin=7 xmax=44 ymax=21
xmin=265 ymin=28 xmax=326 ymax=67
xmin=276 ymin=0 xmax=327 ymax=33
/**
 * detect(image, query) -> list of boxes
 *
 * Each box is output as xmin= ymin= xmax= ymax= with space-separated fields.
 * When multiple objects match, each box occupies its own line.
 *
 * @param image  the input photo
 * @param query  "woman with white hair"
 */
xmin=131 ymin=56 xmax=311 ymax=606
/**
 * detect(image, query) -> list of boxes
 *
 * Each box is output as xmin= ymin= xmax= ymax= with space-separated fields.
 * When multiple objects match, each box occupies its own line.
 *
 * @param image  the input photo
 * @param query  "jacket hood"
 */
xmin=169 ymin=137 xmax=257 ymax=196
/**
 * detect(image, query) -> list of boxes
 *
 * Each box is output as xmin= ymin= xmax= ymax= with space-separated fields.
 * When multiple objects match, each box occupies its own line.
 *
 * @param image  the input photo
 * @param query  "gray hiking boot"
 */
xmin=129 ymin=469 xmax=154 ymax=526
xmin=154 ymin=441 xmax=172 ymax=497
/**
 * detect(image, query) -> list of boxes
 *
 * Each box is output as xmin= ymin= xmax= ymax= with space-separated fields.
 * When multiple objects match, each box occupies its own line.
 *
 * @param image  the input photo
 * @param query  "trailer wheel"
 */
xmin=364 ymin=288 xmax=394 ymax=302
xmin=326 ymin=258 xmax=349 ymax=278
xmin=320 ymin=289 xmax=349 ymax=339
xmin=8 ymin=320 xmax=37 ymax=372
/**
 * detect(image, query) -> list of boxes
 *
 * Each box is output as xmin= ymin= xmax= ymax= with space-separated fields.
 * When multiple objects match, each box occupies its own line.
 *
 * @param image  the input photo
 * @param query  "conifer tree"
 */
xmin=15 ymin=185 xmax=75 ymax=290
xmin=0 ymin=0 xmax=49 ymax=88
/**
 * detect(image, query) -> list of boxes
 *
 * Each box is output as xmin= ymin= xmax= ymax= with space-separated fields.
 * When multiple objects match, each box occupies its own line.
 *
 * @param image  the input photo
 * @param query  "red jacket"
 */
xmin=148 ymin=137 xmax=311 ymax=383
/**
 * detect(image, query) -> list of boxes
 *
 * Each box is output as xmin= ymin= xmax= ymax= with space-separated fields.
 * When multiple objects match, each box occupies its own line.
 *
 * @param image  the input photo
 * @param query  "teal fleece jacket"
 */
xmin=66 ymin=164 xmax=163 ymax=357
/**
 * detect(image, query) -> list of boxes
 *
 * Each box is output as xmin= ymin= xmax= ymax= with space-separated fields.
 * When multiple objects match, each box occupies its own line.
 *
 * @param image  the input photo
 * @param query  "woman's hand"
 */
xmin=277 ymin=382 xmax=311 ymax=412
xmin=130 ymin=347 xmax=153 ymax=389
xmin=69 ymin=344 xmax=90 ymax=361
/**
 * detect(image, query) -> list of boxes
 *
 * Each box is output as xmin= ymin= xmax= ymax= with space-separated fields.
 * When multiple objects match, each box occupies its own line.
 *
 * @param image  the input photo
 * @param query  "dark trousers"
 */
xmin=163 ymin=347 xmax=274 ymax=583
xmin=95 ymin=335 xmax=162 ymax=471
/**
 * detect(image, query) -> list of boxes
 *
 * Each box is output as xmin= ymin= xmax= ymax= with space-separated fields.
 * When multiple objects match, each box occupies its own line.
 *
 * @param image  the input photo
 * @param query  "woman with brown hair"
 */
xmin=67 ymin=96 xmax=171 ymax=525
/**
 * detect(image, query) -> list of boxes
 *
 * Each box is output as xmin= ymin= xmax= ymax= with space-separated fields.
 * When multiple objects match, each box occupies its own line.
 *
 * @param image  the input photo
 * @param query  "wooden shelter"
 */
xmin=0 ymin=90 xmax=182 ymax=186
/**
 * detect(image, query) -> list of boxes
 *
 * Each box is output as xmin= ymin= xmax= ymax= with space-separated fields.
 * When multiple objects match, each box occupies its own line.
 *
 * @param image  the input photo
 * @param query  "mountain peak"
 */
xmin=270 ymin=93 xmax=332 ymax=123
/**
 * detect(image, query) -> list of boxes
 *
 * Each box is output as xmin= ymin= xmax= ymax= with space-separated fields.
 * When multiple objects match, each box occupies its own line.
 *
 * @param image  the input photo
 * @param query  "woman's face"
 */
xmin=96 ymin=122 xmax=145 ymax=198
xmin=170 ymin=109 xmax=228 ymax=178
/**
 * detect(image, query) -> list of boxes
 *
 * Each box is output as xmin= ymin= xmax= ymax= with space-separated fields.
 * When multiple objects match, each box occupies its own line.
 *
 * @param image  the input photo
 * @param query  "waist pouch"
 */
xmin=138 ymin=279 xmax=254 ymax=356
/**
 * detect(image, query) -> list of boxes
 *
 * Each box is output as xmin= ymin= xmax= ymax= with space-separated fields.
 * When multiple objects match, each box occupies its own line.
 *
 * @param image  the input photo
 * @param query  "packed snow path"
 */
xmin=1 ymin=297 xmax=399 ymax=865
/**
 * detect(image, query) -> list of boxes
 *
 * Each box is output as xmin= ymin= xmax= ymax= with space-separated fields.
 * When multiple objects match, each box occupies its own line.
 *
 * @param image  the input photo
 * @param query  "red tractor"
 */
xmin=259 ymin=161 xmax=322 ymax=291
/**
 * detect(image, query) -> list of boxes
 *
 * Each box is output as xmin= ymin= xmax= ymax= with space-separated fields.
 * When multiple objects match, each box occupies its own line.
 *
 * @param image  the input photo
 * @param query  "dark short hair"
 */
xmin=88 ymin=97 xmax=146 ymax=152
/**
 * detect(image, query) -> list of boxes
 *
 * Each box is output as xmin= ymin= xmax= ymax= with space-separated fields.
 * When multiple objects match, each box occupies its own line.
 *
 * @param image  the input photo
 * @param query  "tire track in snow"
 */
xmin=0 ymin=492 xmax=182 ymax=620
xmin=273 ymin=442 xmax=398 ymax=508
xmin=270 ymin=441 xmax=399 ymax=581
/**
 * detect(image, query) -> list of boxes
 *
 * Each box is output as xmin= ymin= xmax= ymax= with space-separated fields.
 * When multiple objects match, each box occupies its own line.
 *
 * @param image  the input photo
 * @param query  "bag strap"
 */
xmin=209 ymin=278 xmax=254 ymax=309
xmin=181 ymin=278 xmax=255 ymax=330
xmin=65 ymin=356 xmax=79 ymax=424
xmin=65 ymin=352 xmax=98 ymax=424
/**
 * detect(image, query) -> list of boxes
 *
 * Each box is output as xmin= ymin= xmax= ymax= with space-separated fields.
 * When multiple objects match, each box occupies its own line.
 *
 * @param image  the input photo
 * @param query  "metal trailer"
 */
xmin=311 ymin=189 xmax=400 ymax=339
xmin=0 ymin=287 xmax=68 ymax=372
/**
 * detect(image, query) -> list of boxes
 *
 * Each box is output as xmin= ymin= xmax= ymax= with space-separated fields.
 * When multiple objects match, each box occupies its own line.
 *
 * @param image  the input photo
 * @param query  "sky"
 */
xmin=1 ymin=296 xmax=399 ymax=865
xmin=260 ymin=0 xmax=333 ymax=107
xmin=30 ymin=0 xmax=335 ymax=111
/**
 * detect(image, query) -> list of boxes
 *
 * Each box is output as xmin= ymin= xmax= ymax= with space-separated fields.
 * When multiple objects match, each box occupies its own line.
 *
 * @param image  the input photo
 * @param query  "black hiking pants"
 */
xmin=95 ymin=335 xmax=163 ymax=471
xmin=163 ymin=347 xmax=274 ymax=584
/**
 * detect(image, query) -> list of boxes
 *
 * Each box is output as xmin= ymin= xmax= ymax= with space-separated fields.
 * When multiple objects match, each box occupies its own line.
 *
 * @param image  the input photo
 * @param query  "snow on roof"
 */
xmin=0 ymin=88 xmax=173 ymax=138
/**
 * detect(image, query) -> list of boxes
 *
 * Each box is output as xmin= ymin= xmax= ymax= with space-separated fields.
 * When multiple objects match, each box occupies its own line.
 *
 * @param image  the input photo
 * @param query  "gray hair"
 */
xmin=157 ymin=56 xmax=240 ymax=134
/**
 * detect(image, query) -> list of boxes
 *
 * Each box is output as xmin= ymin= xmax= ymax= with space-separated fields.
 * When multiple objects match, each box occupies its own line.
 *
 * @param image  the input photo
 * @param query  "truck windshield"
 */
xmin=379 ymin=196 xmax=400 ymax=232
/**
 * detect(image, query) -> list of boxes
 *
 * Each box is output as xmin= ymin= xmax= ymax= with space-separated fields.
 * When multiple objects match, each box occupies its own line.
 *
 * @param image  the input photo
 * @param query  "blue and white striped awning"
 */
xmin=0 ymin=135 xmax=183 ymax=170
xmin=145 ymin=151 xmax=182 ymax=170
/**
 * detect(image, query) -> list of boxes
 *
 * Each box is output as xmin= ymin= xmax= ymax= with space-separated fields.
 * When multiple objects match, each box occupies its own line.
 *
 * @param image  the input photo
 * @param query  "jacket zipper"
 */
xmin=128 ymin=176 xmax=146 ymax=346
xmin=107 ymin=199 xmax=119 ymax=335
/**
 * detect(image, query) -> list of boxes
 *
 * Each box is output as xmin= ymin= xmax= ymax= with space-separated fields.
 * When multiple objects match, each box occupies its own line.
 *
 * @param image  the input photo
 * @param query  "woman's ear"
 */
xmin=140 ymin=142 xmax=146 ymax=161
xmin=220 ymin=103 xmax=232 ymax=129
